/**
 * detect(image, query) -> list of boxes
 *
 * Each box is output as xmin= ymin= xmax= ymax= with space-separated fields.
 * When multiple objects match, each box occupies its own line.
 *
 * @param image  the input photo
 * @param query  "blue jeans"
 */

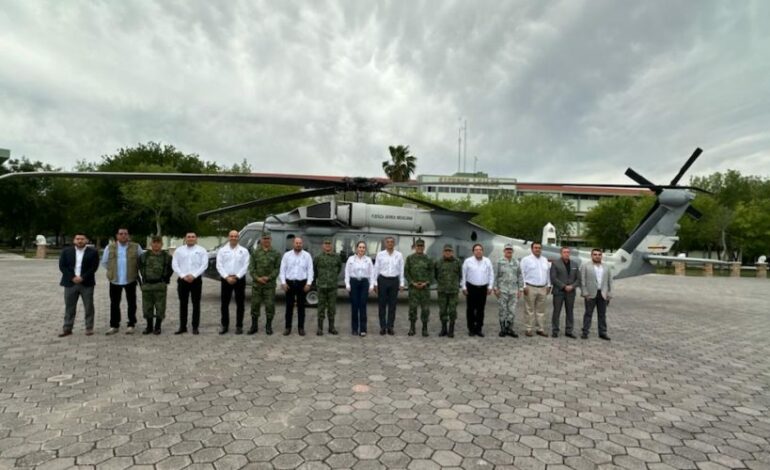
xmin=350 ymin=278 xmax=369 ymax=334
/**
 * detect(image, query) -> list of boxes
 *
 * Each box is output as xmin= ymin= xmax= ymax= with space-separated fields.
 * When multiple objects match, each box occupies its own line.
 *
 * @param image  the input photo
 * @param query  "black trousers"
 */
xmin=350 ymin=278 xmax=369 ymax=334
xmin=178 ymin=277 xmax=202 ymax=330
xmin=285 ymin=279 xmax=307 ymax=329
xmin=377 ymin=276 xmax=399 ymax=329
xmin=466 ymin=283 xmax=488 ymax=333
xmin=109 ymin=281 xmax=138 ymax=328
xmin=552 ymin=292 xmax=576 ymax=334
xmin=220 ymin=277 xmax=246 ymax=328
xmin=582 ymin=290 xmax=608 ymax=336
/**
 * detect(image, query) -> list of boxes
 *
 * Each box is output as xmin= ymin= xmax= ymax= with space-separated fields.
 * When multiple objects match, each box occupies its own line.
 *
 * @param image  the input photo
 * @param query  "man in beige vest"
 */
xmin=101 ymin=228 xmax=143 ymax=335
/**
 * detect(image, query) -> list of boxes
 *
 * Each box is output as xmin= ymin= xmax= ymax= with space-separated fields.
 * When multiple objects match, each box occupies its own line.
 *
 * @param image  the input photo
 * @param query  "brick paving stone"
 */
xmin=1 ymin=264 xmax=769 ymax=469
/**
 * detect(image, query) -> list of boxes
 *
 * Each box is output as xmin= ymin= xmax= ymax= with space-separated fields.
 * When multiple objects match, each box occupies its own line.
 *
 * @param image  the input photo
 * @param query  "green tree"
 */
xmin=474 ymin=194 xmax=574 ymax=243
xmin=90 ymin=142 xmax=216 ymax=239
xmin=0 ymin=157 xmax=63 ymax=250
xmin=583 ymin=197 xmax=643 ymax=249
xmin=382 ymin=145 xmax=416 ymax=182
xmin=732 ymin=199 xmax=770 ymax=262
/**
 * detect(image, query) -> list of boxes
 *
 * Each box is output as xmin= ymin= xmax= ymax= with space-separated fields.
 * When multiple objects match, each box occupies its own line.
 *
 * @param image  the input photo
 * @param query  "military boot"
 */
xmin=421 ymin=322 xmax=429 ymax=337
xmin=448 ymin=321 xmax=455 ymax=338
xmin=143 ymin=318 xmax=154 ymax=335
xmin=317 ymin=317 xmax=324 ymax=336
xmin=439 ymin=321 xmax=448 ymax=337
xmin=328 ymin=317 xmax=338 ymax=335
xmin=499 ymin=322 xmax=507 ymax=337
xmin=265 ymin=319 xmax=273 ymax=335
xmin=154 ymin=319 xmax=162 ymax=335
xmin=247 ymin=319 xmax=258 ymax=335
xmin=408 ymin=320 xmax=416 ymax=336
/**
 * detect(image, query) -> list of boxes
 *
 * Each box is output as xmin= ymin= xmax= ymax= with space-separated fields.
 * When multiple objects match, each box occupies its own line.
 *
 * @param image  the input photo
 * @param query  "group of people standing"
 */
xmin=58 ymin=229 xmax=613 ymax=340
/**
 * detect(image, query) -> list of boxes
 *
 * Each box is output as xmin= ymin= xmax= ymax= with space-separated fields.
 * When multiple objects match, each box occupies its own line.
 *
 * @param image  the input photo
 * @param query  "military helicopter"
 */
xmin=0 ymin=148 xmax=710 ymax=306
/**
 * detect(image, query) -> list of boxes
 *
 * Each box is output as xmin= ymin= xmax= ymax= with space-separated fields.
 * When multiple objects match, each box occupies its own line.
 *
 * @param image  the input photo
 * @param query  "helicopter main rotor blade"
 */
xmin=377 ymin=189 xmax=454 ymax=211
xmin=0 ymin=170 xmax=389 ymax=190
xmin=197 ymin=187 xmax=339 ymax=220
xmin=670 ymin=148 xmax=703 ymax=186
xmin=624 ymin=168 xmax=661 ymax=192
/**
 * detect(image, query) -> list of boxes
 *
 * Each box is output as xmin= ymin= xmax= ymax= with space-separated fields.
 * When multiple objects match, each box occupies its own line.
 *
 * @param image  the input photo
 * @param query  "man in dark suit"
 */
xmin=550 ymin=246 xmax=580 ymax=338
xmin=58 ymin=232 xmax=100 ymax=337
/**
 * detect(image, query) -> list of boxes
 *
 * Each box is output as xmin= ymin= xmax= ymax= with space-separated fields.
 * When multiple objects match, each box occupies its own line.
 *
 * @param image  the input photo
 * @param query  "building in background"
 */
xmin=414 ymin=172 xmax=649 ymax=245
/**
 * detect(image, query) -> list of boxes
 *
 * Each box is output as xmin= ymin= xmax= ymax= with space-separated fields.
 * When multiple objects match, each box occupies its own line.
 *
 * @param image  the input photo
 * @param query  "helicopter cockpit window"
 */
xmin=336 ymin=237 xmax=357 ymax=260
xmin=238 ymin=229 xmax=259 ymax=250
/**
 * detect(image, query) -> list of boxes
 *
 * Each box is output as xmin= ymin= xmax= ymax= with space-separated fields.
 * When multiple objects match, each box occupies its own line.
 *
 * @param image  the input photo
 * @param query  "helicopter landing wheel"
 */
xmin=305 ymin=289 xmax=318 ymax=308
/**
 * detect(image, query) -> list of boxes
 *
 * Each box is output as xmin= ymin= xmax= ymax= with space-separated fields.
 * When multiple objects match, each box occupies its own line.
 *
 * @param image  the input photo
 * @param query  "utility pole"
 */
xmin=457 ymin=123 xmax=462 ymax=173
xmin=473 ymin=156 xmax=478 ymax=173
xmin=462 ymin=119 xmax=468 ymax=173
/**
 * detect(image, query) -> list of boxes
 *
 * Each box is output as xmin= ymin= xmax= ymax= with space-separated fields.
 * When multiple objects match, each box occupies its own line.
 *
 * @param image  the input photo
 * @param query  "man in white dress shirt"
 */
xmin=373 ymin=236 xmax=405 ymax=335
xmin=279 ymin=237 xmax=314 ymax=336
xmin=461 ymin=244 xmax=494 ymax=337
xmin=172 ymin=232 xmax=209 ymax=335
xmin=216 ymin=230 xmax=250 ymax=335
xmin=520 ymin=242 xmax=552 ymax=337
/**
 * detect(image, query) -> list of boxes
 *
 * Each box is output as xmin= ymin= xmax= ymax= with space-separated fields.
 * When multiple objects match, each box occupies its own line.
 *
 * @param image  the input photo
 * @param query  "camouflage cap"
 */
xmin=322 ymin=238 xmax=332 ymax=244
xmin=260 ymin=230 xmax=272 ymax=238
xmin=415 ymin=238 xmax=425 ymax=246
xmin=504 ymin=243 xmax=514 ymax=250
xmin=443 ymin=244 xmax=454 ymax=251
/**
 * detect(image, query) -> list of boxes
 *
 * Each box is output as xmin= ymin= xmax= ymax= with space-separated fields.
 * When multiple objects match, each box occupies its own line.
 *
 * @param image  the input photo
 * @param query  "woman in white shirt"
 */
xmin=345 ymin=241 xmax=375 ymax=337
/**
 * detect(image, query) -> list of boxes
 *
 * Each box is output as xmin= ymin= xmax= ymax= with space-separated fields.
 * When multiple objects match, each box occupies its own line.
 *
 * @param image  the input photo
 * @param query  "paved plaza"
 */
xmin=0 ymin=257 xmax=769 ymax=470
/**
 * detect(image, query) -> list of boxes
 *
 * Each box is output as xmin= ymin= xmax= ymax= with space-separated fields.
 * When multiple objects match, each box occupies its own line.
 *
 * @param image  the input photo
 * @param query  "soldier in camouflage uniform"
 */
xmin=248 ymin=232 xmax=281 ymax=335
xmin=405 ymin=239 xmax=435 ymax=337
xmin=435 ymin=244 xmax=461 ymax=338
xmin=313 ymin=238 xmax=342 ymax=336
xmin=138 ymin=236 xmax=172 ymax=335
xmin=493 ymin=243 xmax=524 ymax=337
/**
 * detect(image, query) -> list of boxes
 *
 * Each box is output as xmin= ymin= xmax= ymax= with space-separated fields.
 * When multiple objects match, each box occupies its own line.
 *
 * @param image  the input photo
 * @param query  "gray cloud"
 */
xmin=0 ymin=0 xmax=768 ymax=185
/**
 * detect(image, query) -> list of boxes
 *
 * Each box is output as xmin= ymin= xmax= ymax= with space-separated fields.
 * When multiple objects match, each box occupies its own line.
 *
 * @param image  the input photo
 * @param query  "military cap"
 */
xmin=504 ymin=243 xmax=514 ymax=250
xmin=443 ymin=244 xmax=454 ymax=251
xmin=415 ymin=238 xmax=425 ymax=246
xmin=260 ymin=230 xmax=272 ymax=238
xmin=150 ymin=235 xmax=163 ymax=243
xmin=322 ymin=237 xmax=332 ymax=244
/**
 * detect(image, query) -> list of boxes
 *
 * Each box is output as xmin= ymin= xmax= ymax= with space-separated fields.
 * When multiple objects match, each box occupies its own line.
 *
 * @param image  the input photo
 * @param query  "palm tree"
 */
xmin=382 ymin=145 xmax=416 ymax=182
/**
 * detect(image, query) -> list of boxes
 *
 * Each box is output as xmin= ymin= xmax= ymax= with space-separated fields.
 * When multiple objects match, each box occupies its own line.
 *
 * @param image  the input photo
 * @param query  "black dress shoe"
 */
xmin=551 ymin=332 xmax=558 ymax=338
xmin=235 ymin=327 xmax=243 ymax=335
xmin=510 ymin=331 xmax=519 ymax=338
xmin=565 ymin=333 xmax=577 ymax=339
xmin=219 ymin=327 xmax=228 ymax=335
xmin=476 ymin=331 xmax=485 ymax=338
xmin=380 ymin=328 xmax=386 ymax=335
xmin=174 ymin=329 xmax=187 ymax=335
xmin=58 ymin=330 xmax=72 ymax=338
xmin=298 ymin=328 xmax=306 ymax=336
xmin=599 ymin=334 xmax=611 ymax=341
xmin=387 ymin=328 xmax=394 ymax=336
xmin=192 ymin=328 xmax=199 ymax=335
xmin=283 ymin=328 xmax=291 ymax=336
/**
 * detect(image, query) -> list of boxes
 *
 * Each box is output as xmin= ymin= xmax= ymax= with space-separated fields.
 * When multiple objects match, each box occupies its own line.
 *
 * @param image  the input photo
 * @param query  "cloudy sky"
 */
xmin=1 ymin=1 xmax=768 ymax=184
